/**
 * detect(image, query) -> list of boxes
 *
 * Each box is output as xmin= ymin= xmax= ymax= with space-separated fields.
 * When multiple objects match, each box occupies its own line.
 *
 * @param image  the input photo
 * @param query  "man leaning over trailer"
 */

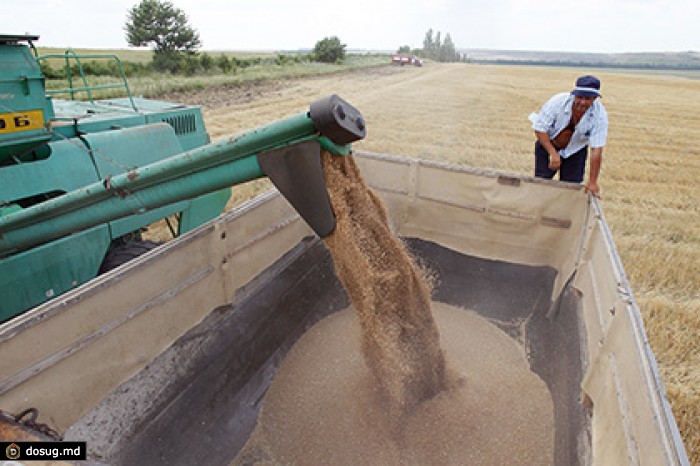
xmin=530 ymin=75 xmax=609 ymax=197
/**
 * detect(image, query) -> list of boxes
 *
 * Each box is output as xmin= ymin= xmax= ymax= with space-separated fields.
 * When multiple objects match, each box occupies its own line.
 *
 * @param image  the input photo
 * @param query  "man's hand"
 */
xmin=585 ymin=181 xmax=601 ymax=198
xmin=548 ymin=152 xmax=561 ymax=171
xmin=586 ymin=147 xmax=603 ymax=198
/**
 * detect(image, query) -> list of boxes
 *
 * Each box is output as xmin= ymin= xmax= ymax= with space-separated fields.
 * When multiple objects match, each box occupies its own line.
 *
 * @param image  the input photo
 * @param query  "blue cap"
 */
xmin=571 ymin=75 xmax=601 ymax=98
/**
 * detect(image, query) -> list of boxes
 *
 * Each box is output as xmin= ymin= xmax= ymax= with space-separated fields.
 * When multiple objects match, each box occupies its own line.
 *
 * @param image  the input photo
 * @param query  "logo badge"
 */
xmin=6 ymin=442 xmax=21 ymax=460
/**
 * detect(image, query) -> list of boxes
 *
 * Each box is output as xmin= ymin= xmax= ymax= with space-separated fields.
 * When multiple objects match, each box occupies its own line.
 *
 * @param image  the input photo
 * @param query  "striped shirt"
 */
xmin=529 ymin=92 xmax=608 ymax=158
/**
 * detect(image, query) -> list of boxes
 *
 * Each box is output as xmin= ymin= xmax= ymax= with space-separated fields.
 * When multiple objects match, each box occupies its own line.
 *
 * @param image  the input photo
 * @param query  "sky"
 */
xmin=3 ymin=0 xmax=698 ymax=54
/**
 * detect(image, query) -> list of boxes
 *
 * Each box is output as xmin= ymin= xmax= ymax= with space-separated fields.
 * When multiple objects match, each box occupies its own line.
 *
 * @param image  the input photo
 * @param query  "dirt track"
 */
xmin=163 ymin=66 xmax=401 ymax=111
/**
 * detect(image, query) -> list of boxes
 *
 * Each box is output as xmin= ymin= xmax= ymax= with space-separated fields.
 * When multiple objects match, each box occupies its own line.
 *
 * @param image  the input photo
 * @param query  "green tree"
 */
xmin=421 ymin=28 xmax=463 ymax=62
xmin=199 ymin=52 xmax=214 ymax=72
xmin=313 ymin=36 xmax=346 ymax=63
xmin=216 ymin=54 xmax=234 ymax=73
xmin=125 ymin=0 xmax=201 ymax=72
xmin=423 ymin=29 xmax=434 ymax=55
xmin=440 ymin=33 xmax=458 ymax=62
xmin=434 ymin=31 xmax=442 ymax=55
xmin=397 ymin=45 xmax=411 ymax=54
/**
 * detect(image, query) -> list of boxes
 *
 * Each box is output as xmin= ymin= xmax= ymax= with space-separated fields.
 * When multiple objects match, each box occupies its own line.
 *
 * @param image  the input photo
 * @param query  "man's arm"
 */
xmin=586 ymin=147 xmax=603 ymax=197
xmin=535 ymin=131 xmax=561 ymax=171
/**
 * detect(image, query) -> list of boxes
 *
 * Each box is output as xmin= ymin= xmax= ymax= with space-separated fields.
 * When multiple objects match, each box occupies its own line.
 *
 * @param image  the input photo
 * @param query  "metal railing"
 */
xmin=35 ymin=49 xmax=138 ymax=111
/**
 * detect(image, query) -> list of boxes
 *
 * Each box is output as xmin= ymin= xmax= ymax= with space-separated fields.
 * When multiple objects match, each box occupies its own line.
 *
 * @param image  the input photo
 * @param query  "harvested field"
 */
xmin=152 ymin=62 xmax=700 ymax=463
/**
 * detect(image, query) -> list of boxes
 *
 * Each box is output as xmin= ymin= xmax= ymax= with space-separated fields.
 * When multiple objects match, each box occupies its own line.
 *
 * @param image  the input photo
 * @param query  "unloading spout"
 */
xmin=258 ymin=95 xmax=366 ymax=238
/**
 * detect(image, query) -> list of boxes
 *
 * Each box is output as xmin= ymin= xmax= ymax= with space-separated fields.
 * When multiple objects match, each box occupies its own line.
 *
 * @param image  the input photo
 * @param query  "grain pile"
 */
xmin=232 ymin=153 xmax=554 ymax=464
xmin=233 ymin=303 xmax=554 ymax=465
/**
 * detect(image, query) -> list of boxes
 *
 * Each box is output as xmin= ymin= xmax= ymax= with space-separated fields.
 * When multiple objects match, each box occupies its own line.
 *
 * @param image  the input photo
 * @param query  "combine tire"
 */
xmin=99 ymin=240 xmax=162 ymax=274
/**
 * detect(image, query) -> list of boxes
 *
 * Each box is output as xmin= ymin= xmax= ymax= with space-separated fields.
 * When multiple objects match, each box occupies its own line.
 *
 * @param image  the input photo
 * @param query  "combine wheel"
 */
xmin=98 ymin=240 xmax=162 ymax=274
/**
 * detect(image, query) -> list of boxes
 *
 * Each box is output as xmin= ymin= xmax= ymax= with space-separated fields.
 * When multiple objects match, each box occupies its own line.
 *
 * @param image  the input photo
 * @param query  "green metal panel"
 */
xmin=83 ymin=122 xmax=183 ymax=176
xmin=97 ymin=97 xmax=210 ymax=151
xmin=0 ymin=225 xmax=110 ymax=322
xmin=108 ymin=201 xmax=189 ymax=240
xmin=79 ymin=123 xmax=204 ymax=239
xmin=0 ymin=41 xmax=52 ymax=161
xmin=0 ymin=204 xmax=21 ymax=217
xmin=0 ymin=137 xmax=100 ymax=204
xmin=179 ymin=188 xmax=232 ymax=233
xmin=51 ymin=99 xmax=146 ymax=136
xmin=145 ymin=111 xmax=209 ymax=151
xmin=49 ymin=97 xmax=209 ymax=152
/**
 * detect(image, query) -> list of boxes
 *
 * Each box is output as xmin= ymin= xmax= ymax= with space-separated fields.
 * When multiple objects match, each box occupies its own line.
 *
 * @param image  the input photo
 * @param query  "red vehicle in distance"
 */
xmin=391 ymin=54 xmax=423 ymax=66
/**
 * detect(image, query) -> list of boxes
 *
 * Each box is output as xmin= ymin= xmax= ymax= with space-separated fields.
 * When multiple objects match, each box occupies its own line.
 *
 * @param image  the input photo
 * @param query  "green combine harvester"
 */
xmin=0 ymin=34 xmax=364 ymax=322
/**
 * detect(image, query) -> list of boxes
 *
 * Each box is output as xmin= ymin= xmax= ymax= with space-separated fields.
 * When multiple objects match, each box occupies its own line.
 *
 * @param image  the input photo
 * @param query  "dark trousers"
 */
xmin=534 ymin=141 xmax=588 ymax=183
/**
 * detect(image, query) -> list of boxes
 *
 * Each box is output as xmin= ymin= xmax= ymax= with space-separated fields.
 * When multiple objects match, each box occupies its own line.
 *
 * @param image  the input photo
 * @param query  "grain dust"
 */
xmin=320 ymin=152 xmax=447 ymax=426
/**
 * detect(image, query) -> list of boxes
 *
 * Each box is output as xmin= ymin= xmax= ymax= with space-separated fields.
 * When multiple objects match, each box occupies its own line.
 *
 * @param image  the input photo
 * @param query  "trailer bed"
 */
xmin=0 ymin=151 xmax=689 ymax=465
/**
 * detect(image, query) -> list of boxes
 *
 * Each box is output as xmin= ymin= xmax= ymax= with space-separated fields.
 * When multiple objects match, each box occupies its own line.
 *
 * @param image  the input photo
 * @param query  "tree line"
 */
xmin=470 ymin=58 xmax=700 ymax=71
xmin=398 ymin=29 xmax=467 ymax=63
xmin=120 ymin=0 xmax=346 ymax=74
xmin=39 ymin=52 xmax=317 ymax=79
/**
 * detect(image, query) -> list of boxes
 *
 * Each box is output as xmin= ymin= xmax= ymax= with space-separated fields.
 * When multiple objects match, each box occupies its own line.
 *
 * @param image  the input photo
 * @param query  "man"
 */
xmin=530 ymin=75 xmax=608 ymax=197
